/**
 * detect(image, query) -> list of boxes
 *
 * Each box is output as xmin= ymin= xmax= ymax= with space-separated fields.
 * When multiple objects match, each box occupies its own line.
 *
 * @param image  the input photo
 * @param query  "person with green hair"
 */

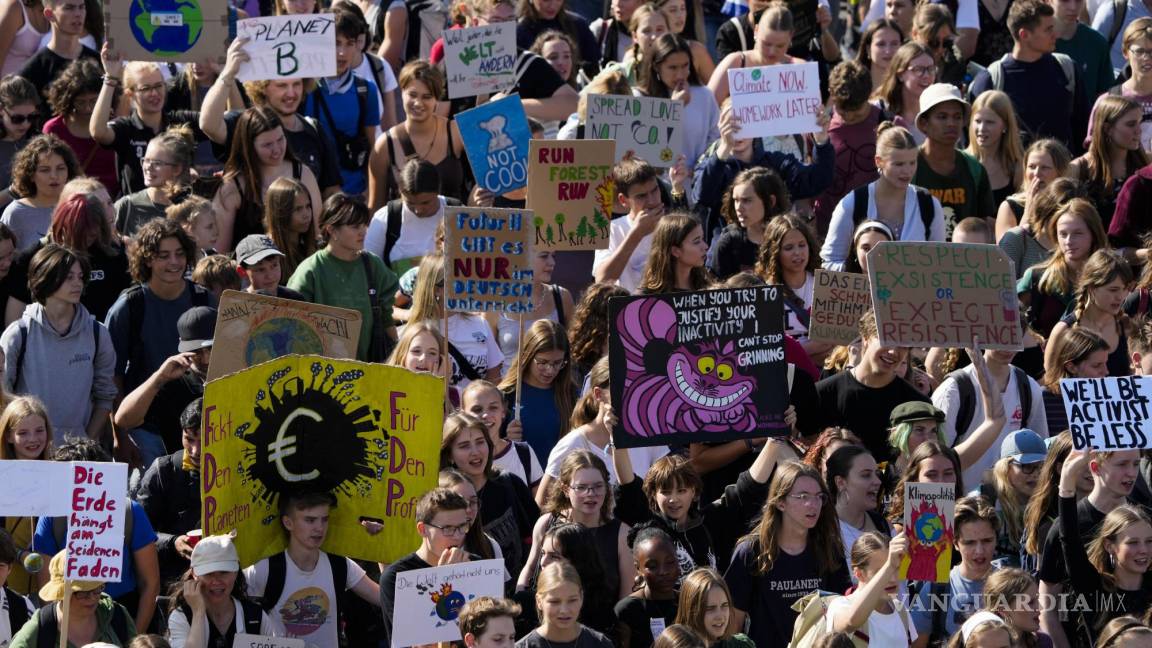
xmin=886 ymin=401 xmax=948 ymax=476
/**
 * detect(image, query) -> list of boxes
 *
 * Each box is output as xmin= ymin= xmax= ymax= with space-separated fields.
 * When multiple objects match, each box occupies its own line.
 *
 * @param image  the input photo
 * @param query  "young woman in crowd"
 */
xmin=615 ymin=527 xmax=681 ymax=648
xmin=708 ymin=2 xmax=801 ymax=106
xmin=516 ymin=522 xmax=618 ymax=638
xmin=461 ymin=380 xmax=540 ymax=490
xmin=998 ymin=164 xmax=1076 ymax=280
xmin=262 ymin=177 xmax=317 ymax=281
xmin=1040 ymin=328 xmax=1110 ymax=432
xmin=515 ymin=561 xmax=614 ymax=648
xmin=42 ymin=60 xmax=118 ymax=202
xmin=490 ymin=249 xmax=574 ymax=369
xmin=603 ymin=4 xmax=670 ymax=85
xmin=286 ymin=193 xmax=397 ymax=362
xmin=1070 ymin=96 xmax=1149 ymax=229
xmin=516 ymin=0 xmax=599 ymax=76
xmin=634 ymin=34 xmax=718 ymax=173
xmin=366 ymin=159 xmax=457 ymax=274
xmin=167 ymin=196 xmax=219 ymax=257
xmin=710 ymin=168 xmax=790 ymax=280
xmin=438 ymin=469 xmax=500 ymax=561
xmin=113 ymin=127 xmax=195 ymax=238
xmin=966 ymin=91 xmax=1023 ymax=210
xmin=0 ymin=0 xmax=48 ymax=77
xmin=213 ymin=107 xmax=323 ymax=251
xmin=825 ymin=445 xmax=889 ymax=571
xmin=828 ymin=532 xmax=913 ymax=646
xmin=369 ymin=61 xmax=466 ymax=208
xmin=497 ymin=320 xmax=577 ymax=466
xmin=1020 ymin=432 xmax=1093 ymax=574
xmin=1019 ymin=199 xmax=1109 ymax=353
xmin=1 ymin=134 xmax=78 ymax=251
xmin=822 ymin=124 xmax=945 ymax=269
xmin=166 ymin=535 xmax=272 ymax=648
xmin=855 ymin=19 xmax=904 ymax=91
xmin=387 ymin=320 xmax=448 ymax=378
xmin=984 ymin=429 xmax=1046 ymax=567
xmin=674 ymin=568 xmax=755 ymax=648
xmin=567 ymin=283 xmax=629 ymax=380
xmin=441 ymin=412 xmax=539 ymax=578
xmin=1059 ymin=451 xmax=1152 ymax=637
xmin=723 ymin=461 xmax=851 ymax=648
xmin=1108 ymin=19 xmax=1152 ymax=155
xmin=520 ymin=450 xmax=633 ymax=600
xmin=408 ymin=253 xmax=503 ymax=386
xmin=995 ymin=139 xmax=1073 ymax=242
xmin=654 ymin=0 xmax=713 ymax=81
xmin=531 ymin=30 xmax=581 ymax=138
xmin=980 ymin=568 xmax=1048 ymax=648
xmin=755 ymin=214 xmax=827 ymax=359
xmin=1045 ymin=249 xmax=1134 ymax=377
xmin=638 ymin=213 xmax=711 ymax=294
xmin=0 ymin=395 xmax=49 ymax=461
xmin=887 ymin=441 xmax=964 ymax=526
xmin=0 ymin=76 xmax=40 ymax=209
xmin=842 ymin=220 xmax=893 ymax=275
xmin=871 ymin=42 xmax=936 ymax=143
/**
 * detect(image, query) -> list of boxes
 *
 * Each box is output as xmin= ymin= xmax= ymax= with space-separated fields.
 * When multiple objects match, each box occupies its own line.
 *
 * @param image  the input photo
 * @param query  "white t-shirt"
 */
xmin=0 ymin=588 xmax=32 ymax=647
xmin=827 ymin=596 xmax=917 ymax=647
xmin=544 ymin=430 xmax=669 ymax=482
xmin=444 ymin=313 xmax=504 ymax=389
xmin=932 ymin=364 xmax=1049 ymax=488
xmin=353 ymin=54 xmax=399 ymax=114
xmin=364 ymin=197 xmax=444 ymax=264
xmin=167 ymin=598 xmax=276 ymax=648
xmin=593 ymin=214 xmax=653 ymax=294
xmin=493 ymin=440 xmax=545 ymax=486
xmin=243 ymin=552 xmax=366 ymax=648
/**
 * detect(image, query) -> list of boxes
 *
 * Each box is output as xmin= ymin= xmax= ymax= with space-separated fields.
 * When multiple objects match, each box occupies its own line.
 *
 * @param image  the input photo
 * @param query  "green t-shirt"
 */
xmin=9 ymin=596 xmax=137 ymax=648
xmin=913 ymin=149 xmax=995 ymax=239
xmin=1056 ymin=24 xmax=1116 ymax=99
xmin=286 ymin=249 xmax=398 ymax=361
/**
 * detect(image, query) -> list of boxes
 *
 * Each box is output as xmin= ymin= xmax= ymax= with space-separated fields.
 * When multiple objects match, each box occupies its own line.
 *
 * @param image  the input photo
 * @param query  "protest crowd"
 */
xmin=4 ymin=0 xmax=1152 ymax=646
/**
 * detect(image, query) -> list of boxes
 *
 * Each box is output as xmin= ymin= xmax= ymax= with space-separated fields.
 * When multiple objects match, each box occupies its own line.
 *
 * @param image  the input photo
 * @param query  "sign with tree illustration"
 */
xmin=526 ymin=140 xmax=616 ymax=251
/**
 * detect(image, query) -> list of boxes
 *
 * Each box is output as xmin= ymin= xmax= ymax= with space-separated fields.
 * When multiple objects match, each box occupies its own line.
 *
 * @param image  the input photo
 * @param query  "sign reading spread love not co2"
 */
xmin=585 ymin=94 xmax=682 ymax=167
xmin=727 ymin=63 xmax=822 ymax=139
xmin=443 ymin=22 xmax=517 ymax=98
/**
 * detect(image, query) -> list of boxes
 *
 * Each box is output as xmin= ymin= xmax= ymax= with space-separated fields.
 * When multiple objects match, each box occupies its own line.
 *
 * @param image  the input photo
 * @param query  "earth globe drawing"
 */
xmin=914 ymin=512 xmax=946 ymax=544
xmin=129 ymin=0 xmax=204 ymax=57
xmin=245 ymin=318 xmax=325 ymax=366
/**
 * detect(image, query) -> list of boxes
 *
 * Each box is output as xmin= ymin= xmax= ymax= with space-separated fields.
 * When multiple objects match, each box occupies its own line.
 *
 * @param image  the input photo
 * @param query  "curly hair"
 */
xmin=129 ymin=218 xmax=197 ymax=283
xmin=755 ymin=214 xmax=820 ymax=306
xmin=568 ymin=282 xmax=629 ymax=373
xmin=47 ymin=58 xmax=104 ymax=119
xmin=9 ymin=134 xmax=79 ymax=198
xmin=241 ymin=77 xmax=317 ymax=109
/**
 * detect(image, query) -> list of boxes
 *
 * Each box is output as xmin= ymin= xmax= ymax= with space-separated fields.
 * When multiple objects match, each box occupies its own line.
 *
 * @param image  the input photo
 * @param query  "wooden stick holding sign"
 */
xmin=235 ymin=14 xmax=337 ymax=81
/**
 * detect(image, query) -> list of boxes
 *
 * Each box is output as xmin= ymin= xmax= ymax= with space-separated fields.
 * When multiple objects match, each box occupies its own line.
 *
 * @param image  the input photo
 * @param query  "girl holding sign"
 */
xmin=1045 ymin=249 xmax=1134 ymax=378
xmin=707 ymin=1 xmax=801 ymax=106
xmin=827 ymin=532 xmax=915 ymax=647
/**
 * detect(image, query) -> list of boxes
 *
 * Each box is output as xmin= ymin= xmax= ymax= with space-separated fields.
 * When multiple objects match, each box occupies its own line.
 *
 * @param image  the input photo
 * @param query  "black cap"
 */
xmin=178 ymin=306 xmax=218 ymax=352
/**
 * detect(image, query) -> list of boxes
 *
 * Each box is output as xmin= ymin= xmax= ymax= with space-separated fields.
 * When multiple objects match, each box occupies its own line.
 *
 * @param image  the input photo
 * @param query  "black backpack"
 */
xmin=178 ymin=598 xmax=263 ymax=636
xmin=945 ymin=366 xmax=1033 ymax=444
xmin=378 ymin=197 xmax=463 ymax=269
xmin=35 ymin=598 xmax=131 ymax=648
xmin=4 ymin=586 xmax=32 ymax=638
xmin=259 ymin=552 xmax=348 ymax=626
xmin=312 ymin=78 xmax=372 ymax=172
xmin=118 ymin=281 xmax=214 ymax=380
xmin=850 ymin=185 xmax=937 ymax=234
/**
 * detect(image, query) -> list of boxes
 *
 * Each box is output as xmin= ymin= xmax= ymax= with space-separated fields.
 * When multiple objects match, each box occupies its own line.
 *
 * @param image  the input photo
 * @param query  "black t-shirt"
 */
xmin=709 ymin=225 xmax=757 ymax=280
xmin=815 ymin=370 xmax=930 ymax=462
xmin=105 ymin=111 xmax=204 ymax=195
xmin=1039 ymin=498 xmax=1106 ymax=585
xmin=515 ymin=627 xmax=615 ymax=648
xmin=215 ymin=111 xmax=343 ymax=191
xmin=378 ymin=552 xmax=431 ymax=648
xmin=17 ymin=47 xmax=100 ymax=105
xmin=144 ymin=370 xmax=205 ymax=451
xmin=613 ymin=597 xmax=678 ymax=648
xmin=479 ymin=472 xmax=540 ymax=579
xmin=724 ymin=541 xmax=852 ymax=648
xmin=447 ymin=51 xmax=568 ymax=117
xmin=6 ymin=241 xmax=131 ymax=322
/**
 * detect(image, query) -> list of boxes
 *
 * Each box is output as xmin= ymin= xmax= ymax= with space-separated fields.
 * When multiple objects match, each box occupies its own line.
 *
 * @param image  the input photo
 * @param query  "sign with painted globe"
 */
xmin=106 ymin=0 xmax=231 ymax=63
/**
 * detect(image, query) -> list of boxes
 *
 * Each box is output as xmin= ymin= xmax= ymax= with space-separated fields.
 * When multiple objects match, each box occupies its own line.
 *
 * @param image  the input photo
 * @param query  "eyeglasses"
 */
xmin=927 ymin=37 xmax=954 ymax=50
xmin=133 ymin=82 xmax=166 ymax=95
xmin=72 ymin=585 xmax=105 ymax=600
xmin=569 ymin=483 xmax=606 ymax=495
xmin=425 ymin=522 xmax=470 ymax=537
xmin=142 ymin=158 xmax=179 ymax=169
xmin=533 ymin=358 xmax=568 ymax=370
xmin=3 ymin=109 xmax=38 ymax=125
xmin=1011 ymin=461 xmax=1041 ymax=475
xmin=906 ymin=64 xmax=938 ymax=77
xmin=788 ymin=492 xmax=828 ymax=506
xmin=1129 ymin=46 xmax=1152 ymax=60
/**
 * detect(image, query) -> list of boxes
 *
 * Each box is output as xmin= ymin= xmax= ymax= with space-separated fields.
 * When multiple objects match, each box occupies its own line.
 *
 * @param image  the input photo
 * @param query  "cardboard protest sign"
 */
xmin=234 ymin=635 xmax=305 ymax=648
xmin=585 ymin=94 xmax=683 ymax=167
xmin=867 ymin=242 xmax=1021 ymax=350
xmin=105 ymin=0 xmax=232 ymax=64
xmin=727 ymin=63 xmax=823 ymax=140
xmin=810 ymin=269 xmax=872 ymax=345
xmin=390 ymin=559 xmax=505 ymax=648
xmin=444 ymin=207 xmax=533 ymax=314
xmin=608 ymin=287 xmax=787 ymax=448
xmin=208 ymin=290 xmax=363 ymax=381
xmin=1060 ymin=377 xmax=1152 ymax=450
xmin=235 ymin=14 xmax=336 ymax=82
xmin=525 ymin=140 xmax=616 ymax=251
xmin=443 ymin=22 xmax=517 ymax=99
xmin=456 ymin=95 xmax=530 ymax=195
xmin=67 ymin=462 xmax=129 ymax=582
xmin=201 ymin=357 xmax=443 ymax=566
xmin=900 ymin=482 xmax=955 ymax=583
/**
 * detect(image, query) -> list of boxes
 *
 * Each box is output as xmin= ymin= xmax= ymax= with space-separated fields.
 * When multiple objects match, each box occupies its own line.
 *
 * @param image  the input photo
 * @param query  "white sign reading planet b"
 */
xmin=235 ymin=14 xmax=337 ymax=82
xmin=1060 ymin=376 xmax=1152 ymax=451
xmin=727 ymin=62 xmax=822 ymax=139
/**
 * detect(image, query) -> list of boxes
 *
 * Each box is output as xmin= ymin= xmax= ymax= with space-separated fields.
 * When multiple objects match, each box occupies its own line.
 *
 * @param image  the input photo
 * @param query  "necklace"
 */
xmin=541 ymin=627 xmax=583 ymax=648
xmin=417 ymin=122 xmax=440 ymax=159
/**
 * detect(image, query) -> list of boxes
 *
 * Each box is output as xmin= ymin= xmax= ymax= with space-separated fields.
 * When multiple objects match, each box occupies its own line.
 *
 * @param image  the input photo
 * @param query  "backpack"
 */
xmin=1108 ymin=0 xmax=1128 ymax=48
xmin=119 ymin=281 xmax=214 ymax=380
xmin=313 ymin=77 xmax=372 ymax=172
xmin=178 ymin=598 xmax=263 ymax=636
xmin=729 ymin=15 xmax=752 ymax=53
xmin=945 ymin=366 xmax=1033 ymax=443
xmin=35 ymin=598 xmax=132 ymax=648
xmin=850 ymin=185 xmax=937 ymax=235
xmin=11 ymin=318 xmax=100 ymax=390
xmin=259 ymin=551 xmax=349 ymax=619
xmin=4 ymin=586 xmax=32 ymax=638
xmin=987 ymin=52 xmax=1076 ymax=97
xmin=379 ymin=197 xmax=463 ymax=268
xmin=788 ymin=590 xmax=913 ymax=648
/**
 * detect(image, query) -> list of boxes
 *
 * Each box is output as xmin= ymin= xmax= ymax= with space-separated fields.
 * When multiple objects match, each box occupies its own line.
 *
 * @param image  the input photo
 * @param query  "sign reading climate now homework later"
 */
xmin=727 ymin=63 xmax=822 ymax=139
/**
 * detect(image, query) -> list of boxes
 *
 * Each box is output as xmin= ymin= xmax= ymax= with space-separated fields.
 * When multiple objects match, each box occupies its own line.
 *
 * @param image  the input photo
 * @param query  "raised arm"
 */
xmin=831 ymin=531 xmax=908 ymax=632
xmin=199 ymin=38 xmax=249 ymax=144
xmin=954 ymin=341 xmax=1007 ymax=469
xmin=90 ymin=43 xmax=123 ymax=146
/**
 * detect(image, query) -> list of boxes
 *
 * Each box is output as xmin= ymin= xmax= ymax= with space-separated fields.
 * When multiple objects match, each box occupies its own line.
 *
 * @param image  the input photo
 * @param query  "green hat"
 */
xmin=889 ymin=401 xmax=946 ymax=427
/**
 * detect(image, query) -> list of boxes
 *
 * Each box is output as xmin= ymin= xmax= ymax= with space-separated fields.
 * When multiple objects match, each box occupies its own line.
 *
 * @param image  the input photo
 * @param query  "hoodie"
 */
xmin=0 ymin=302 xmax=117 ymax=443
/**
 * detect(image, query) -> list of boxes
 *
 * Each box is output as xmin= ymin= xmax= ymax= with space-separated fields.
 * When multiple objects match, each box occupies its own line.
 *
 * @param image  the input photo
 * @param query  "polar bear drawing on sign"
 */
xmin=479 ymin=115 xmax=513 ymax=152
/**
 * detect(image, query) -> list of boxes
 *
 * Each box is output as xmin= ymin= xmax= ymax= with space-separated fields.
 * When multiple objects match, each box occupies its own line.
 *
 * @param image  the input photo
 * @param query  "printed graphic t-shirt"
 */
xmin=244 ymin=551 xmax=365 ymax=648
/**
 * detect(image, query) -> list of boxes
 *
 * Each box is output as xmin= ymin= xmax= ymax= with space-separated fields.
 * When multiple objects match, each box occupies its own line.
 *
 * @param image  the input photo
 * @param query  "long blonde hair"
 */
xmin=386 ymin=320 xmax=447 ymax=372
xmin=1083 ymin=95 xmax=1149 ymax=199
xmin=742 ymin=461 xmax=844 ymax=576
xmin=991 ymin=457 xmax=1027 ymax=555
xmin=1036 ymin=199 xmax=1107 ymax=296
xmin=966 ymin=91 xmax=1024 ymax=187
xmin=409 ymin=253 xmax=446 ymax=322
xmin=1086 ymin=505 xmax=1152 ymax=592
xmin=0 ymin=396 xmax=52 ymax=460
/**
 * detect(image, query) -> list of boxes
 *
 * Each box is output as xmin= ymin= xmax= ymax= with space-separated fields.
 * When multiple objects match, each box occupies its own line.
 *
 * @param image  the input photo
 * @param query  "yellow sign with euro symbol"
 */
xmin=201 ymin=356 xmax=443 ymax=567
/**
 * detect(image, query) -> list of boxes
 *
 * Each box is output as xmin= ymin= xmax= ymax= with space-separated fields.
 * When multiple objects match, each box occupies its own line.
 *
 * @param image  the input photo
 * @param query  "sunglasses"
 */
xmin=927 ymin=37 xmax=954 ymax=50
xmin=3 ymin=109 xmax=37 ymax=125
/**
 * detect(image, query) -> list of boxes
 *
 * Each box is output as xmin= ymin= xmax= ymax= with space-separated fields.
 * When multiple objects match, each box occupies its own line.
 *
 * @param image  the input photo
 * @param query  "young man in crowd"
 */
xmin=816 ymin=309 xmax=930 ymax=461
xmin=813 ymin=59 xmax=880 ymax=240
xmin=244 ymin=492 xmax=380 ymax=648
xmin=235 ymin=235 xmax=306 ymax=301
xmin=1049 ymin=0 xmax=1115 ymax=97
xmin=379 ymin=488 xmax=471 ymax=648
xmin=592 ymin=158 xmax=670 ymax=293
xmin=16 ymin=0 xmax=99 ymax=101
xmin=459 ymin=597 xmax=522 ymax=648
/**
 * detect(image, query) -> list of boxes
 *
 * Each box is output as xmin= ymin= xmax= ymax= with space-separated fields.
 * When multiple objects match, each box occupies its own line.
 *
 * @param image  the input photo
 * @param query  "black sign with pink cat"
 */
xmin=608 ymin=287 xmax=788 ymax=448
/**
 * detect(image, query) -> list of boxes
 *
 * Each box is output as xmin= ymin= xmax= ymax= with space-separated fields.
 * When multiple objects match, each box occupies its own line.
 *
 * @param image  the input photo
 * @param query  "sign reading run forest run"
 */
xmin=867 ymin=241 xmax=1021 ymax=350
xmin=526 ymin=140 xmax=616 ymax=251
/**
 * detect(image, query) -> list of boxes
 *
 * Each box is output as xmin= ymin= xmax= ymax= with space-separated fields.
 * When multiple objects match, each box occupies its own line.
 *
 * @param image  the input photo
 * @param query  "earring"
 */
xmin=1109 ymin=553 xmax=1116 ymax=569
